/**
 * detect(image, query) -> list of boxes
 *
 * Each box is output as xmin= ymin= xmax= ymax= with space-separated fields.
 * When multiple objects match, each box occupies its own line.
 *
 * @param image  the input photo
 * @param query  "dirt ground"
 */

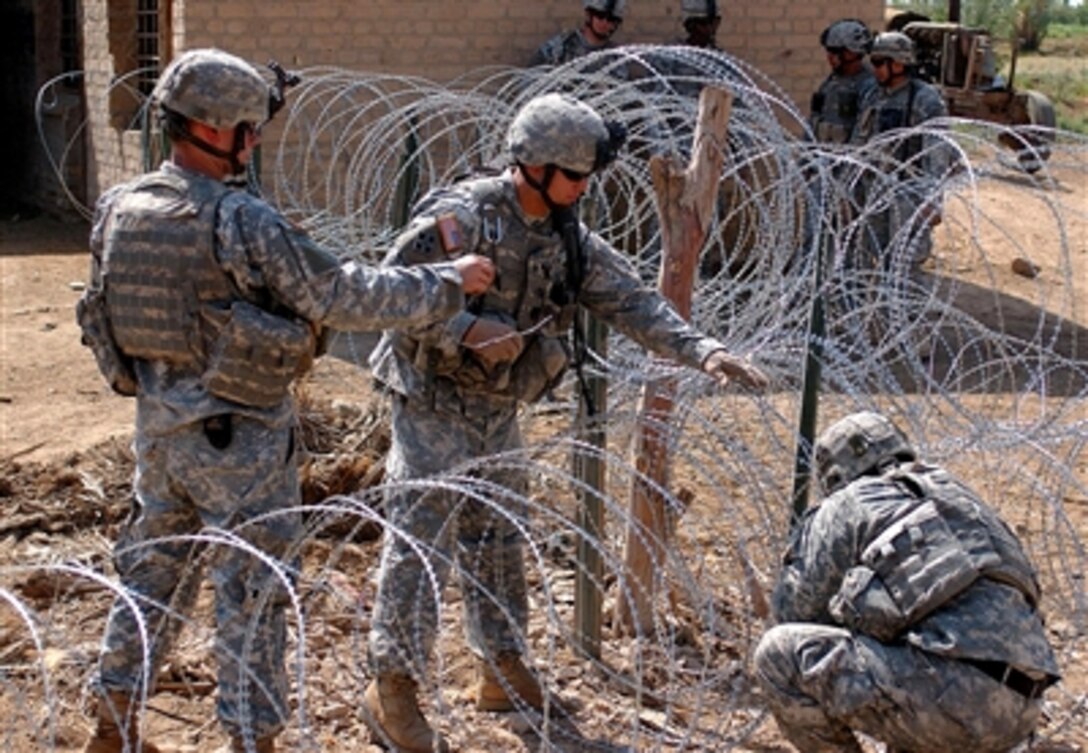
xmin=1 ymin=162 xmax=1087 ymax=751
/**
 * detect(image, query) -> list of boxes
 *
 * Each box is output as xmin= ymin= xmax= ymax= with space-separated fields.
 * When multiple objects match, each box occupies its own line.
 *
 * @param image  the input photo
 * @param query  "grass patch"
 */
xmin=994 ymin=25 xmax=1088 ymax=134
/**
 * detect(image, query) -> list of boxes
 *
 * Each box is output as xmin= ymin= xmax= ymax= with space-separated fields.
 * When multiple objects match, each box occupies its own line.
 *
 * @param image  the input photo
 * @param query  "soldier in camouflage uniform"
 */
xmin=849 ymin=32 xmax=949 ymax=357
xmin=754 ymin=411 xmax=1060 ymax=753
xmin=362 ymin=92 xmax=769 ymax=753
xmin=678 ymin=0 xmax=722 ymax=50
xmin=530 ymin=0 xmax=626 ymax=66
xmin=76 ymin=48 xmax=494 ymax=753
xmin=808 ymin=19 xmax=876 ymax=144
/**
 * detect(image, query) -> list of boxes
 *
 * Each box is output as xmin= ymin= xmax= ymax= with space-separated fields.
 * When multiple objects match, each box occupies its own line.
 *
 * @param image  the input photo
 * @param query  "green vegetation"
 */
xmin=1009 ymin=23 xmax=1088 ymax=133
xmin=887 ymin=0 xmax=1087 ymax=48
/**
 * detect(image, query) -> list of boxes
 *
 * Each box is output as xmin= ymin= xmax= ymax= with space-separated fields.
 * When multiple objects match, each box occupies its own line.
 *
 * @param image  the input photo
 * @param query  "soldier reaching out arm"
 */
xmin=362 ymin=92 xmax=768 ymax=753
xmin=76 ymin=48 xmax=492 ymax=753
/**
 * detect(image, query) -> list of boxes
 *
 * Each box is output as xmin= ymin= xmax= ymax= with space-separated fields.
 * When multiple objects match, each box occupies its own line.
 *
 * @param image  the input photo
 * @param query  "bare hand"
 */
xmin=463 ymin=317 xmax=524 ymax=369
xmin=702 ymin=351 xmax=769 ymax=391
xmin=452 ymin=254 xmax=495 ymax=296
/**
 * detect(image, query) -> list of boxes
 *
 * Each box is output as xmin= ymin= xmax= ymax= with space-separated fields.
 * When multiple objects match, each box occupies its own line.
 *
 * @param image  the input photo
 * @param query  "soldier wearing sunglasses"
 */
xmin=530 ymin=0 xmax=626 ymax=67
xmin=850 ymin=31 xmax=950 ymax=359
xmin=362 ymin=93 xmax=768 ymax=753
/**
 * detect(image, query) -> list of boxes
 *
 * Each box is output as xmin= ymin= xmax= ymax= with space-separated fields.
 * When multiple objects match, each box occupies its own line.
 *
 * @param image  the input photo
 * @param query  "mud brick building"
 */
xmin=4 ymin=0 xmax=881 ymax=217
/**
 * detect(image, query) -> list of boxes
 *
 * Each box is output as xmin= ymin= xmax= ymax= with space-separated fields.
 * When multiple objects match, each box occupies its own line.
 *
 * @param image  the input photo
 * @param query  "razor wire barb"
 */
xmin=14 ymin=44 xmax=1088 ymax=750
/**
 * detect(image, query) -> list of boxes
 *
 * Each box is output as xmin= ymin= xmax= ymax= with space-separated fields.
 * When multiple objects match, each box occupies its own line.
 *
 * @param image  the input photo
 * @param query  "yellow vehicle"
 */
xmin=891 ymin=14 xmax=1057 ymax=171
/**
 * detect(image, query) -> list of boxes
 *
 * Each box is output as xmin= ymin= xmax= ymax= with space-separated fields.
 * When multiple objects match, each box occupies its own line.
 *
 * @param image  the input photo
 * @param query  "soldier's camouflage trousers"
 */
xmin=368 ymin=393 xmax=530 ymax=678
xmin=753 ymin=624 xmax=1042 ymax=753
xmin=96 ymin=415 xmax=302 ymax=739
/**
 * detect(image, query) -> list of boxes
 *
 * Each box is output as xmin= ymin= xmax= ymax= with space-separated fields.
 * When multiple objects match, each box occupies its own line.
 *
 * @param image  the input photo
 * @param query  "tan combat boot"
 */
xmin=362 ymin=674 xmax=448 ymax=753
xmin=473 ymin=653 xmax=545 ymax=712
xmin=227 ymin=735 xmax=276 ymax=753
xmin=83 ymin=690 xmax=162 ymax=753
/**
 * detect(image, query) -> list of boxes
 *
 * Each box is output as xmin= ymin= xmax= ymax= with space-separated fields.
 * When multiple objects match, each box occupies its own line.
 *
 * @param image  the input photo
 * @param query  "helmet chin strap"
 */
xmin=518 ymin=162 xmax=564 ymax=213
xmin=163 ymin=108 xmax=248 ymax=175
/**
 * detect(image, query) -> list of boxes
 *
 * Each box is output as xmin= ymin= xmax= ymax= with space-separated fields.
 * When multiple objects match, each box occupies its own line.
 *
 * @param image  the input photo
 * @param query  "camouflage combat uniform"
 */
xmin=851 ymin=76 xmax=948 ymax=269
xmin=80 ymin=162 xmax=465 ymax=739
xmin=530 ymin=27 xmax=613 ymax=66
xmin=367 ymin=170 xmax=728 ymax=677
xmin=754 ymin=463 xmax=1060 ymax=753
xmin=809 ymin=68 xmax=877 ymax=144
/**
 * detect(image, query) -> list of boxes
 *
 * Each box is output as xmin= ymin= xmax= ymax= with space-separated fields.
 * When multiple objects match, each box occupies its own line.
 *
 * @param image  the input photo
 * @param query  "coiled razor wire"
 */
xmin=13 ymin=45 xmax=1088 ymax=750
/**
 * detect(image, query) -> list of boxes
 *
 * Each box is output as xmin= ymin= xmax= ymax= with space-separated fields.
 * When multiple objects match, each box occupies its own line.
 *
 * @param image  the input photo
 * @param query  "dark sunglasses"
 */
xmin=870 ymin=57 xmax=893 ymax=68
xmin=588 ymin=8 xmax=623 ymax=25
xmin=825 ymin=46 xmax=847 ymax=56
xmin=557 ymin=165 xmax=591 ymax=181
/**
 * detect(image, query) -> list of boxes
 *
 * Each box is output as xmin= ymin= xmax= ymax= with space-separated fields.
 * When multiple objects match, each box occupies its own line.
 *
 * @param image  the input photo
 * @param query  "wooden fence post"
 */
xmin=614 ymin=86 xmax=734 ymax=635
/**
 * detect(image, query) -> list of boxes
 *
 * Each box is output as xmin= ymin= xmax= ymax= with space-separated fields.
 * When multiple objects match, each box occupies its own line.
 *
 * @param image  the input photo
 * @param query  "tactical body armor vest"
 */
xmin=394 ymin=176 xmax=578 ymax=403
xmin=103 ymin=171 xmax=314 ymax=408
xmin=811 ymin=75 xmax=866 ymax=144
xmin=105 ymin=171 xmax=234 ymax=364
xmin=830 ymin=464 xmax=1040 ymax=641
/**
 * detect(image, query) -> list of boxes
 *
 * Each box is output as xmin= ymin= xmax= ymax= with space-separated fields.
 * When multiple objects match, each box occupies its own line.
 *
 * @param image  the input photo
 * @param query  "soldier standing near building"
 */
xmin=530 ymin=0 xmax=626 ymax=66
xmin=754 ymin=411 xmax=1060 ymax=753
xmin=850 ymin=32 xmax=949 ymax=356
xmin=362 ymin=93 xmax=769 ymax=753
xmin=678 ymin=0 xmax=722 ymax=50
xmin=808 ymin=19 xmax=876 ymax=144
xmin=76 ymin=48 xmax=494 ymax=753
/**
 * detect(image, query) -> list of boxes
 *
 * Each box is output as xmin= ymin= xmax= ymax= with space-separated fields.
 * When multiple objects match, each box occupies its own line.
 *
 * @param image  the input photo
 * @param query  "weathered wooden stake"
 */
xmin=614 ymin=86 xmax=734 ymax=635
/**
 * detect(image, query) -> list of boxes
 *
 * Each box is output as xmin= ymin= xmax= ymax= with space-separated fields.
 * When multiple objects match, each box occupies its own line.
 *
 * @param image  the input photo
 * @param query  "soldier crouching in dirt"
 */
xmin=361 ymin=92 xmax=769 ymax=753
xmin=754 ymin=411 xmax=1060 ymax=753
xmin=75 ymin=48 xmax=494 ymax=753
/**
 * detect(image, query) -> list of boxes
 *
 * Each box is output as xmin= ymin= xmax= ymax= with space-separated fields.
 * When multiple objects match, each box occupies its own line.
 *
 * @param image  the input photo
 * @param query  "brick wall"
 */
xmin=78 ymin=0 xmax=883 ymax=202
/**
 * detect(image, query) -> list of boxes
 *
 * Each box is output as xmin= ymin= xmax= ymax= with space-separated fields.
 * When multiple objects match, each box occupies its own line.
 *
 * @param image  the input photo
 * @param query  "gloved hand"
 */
xmin=463 ymin=317 xmax=524 ymax=370
xmin=702 ymin=350 xmax=769 ymax=391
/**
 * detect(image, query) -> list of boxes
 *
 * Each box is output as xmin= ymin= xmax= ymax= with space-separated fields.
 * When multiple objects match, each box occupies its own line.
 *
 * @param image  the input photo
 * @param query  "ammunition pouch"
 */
xmin=816 ymin=121 xmax=849 ymax=144
xmin=878 ymin=106 xmax=907 ymax=133
xmin=829 ymin=500 xmax=990 ymax=641
xmin=202 ymin=300 xmax=315 ymax=408
xmin=76 ymin=283 xmax=138 ymax=397
xmin=510 ymin=334 xmax=571 ymax=403
xmin=837 ymin=91 xmax=859 ymax=119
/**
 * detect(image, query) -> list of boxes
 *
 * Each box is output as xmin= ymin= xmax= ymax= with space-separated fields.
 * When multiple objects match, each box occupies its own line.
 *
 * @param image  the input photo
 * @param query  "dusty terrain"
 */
xmin=1 ymin=160 xmax=1086 ymax=752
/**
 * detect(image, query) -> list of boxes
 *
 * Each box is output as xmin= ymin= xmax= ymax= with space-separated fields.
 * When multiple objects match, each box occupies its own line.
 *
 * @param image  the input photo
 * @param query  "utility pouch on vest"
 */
xmin=878 ymin=106 xmax=907 ymax=133
xmin=76 ymin=284 xmax=137 ymax=397
xmin=202 ymin=300 xmax=315 ymax=408
xmin=811 ymin=91 xmax=825 ymax=115
xmin=817 ymin=122 xmax=848 ymax=144
xmin=510 ymin=335 xmax=571 ymax=403
xmin=830 ymin=500 xmax=981 ymax=640
xmin=837 ymin=91 xmax=858 ymax=118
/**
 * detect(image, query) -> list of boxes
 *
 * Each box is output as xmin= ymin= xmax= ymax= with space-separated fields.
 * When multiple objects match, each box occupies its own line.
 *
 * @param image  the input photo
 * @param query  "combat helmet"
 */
xmin=583 ymin=0 xmax=627 ymax=20
xmin=813 ymin=411 xmax=916 ymax=495
xmin=507 ymin=93 xmax=624 ymax=175
xmin=681 ymin=0 xmax=720 ymax=22
xmin=152 ymin=48 xmax=269 ymax=129
xmin=819 ymin=19 xmax=873 ymax=54
xmin=870 ymin=31 xmax=916 ymax=64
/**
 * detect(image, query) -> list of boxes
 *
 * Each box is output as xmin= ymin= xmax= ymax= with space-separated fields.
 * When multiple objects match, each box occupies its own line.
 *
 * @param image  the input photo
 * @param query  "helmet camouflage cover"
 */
xmin=870 ymin=31 xmax=916 ymax=64
xmin=583 ymin=0 xmax=627 ymax=19
xmin=814 ymin=411 xmax=917 ymax=495
xmin=507 ymin=93 xmax=610 ymax=174
xmin=820 ymin=19 xmax=873 ymax=54
xmin=681 ymin=0 xmax=720 ymax=21
xmin=152 ymin=48 xmax=269 ymax=129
